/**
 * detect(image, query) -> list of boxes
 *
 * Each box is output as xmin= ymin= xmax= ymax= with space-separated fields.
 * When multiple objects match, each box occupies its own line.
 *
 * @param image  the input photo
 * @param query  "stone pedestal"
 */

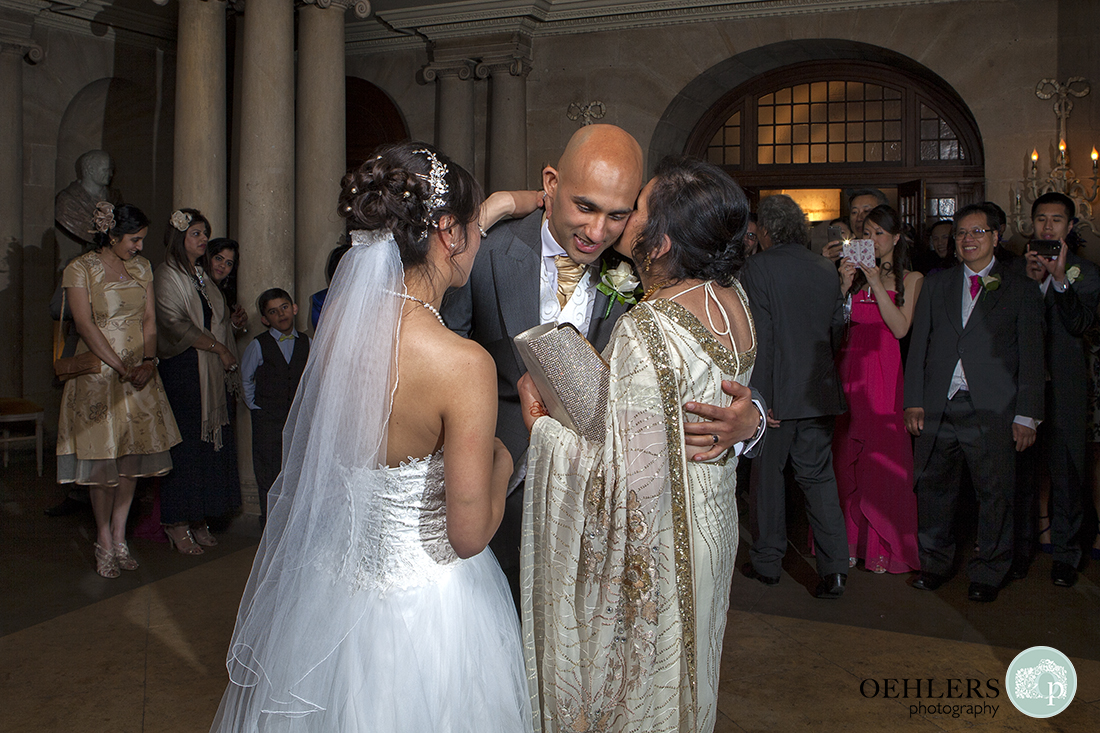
xmin=296 ymin=1 xmax=348 ymax=330
xmin=237 ymin=0 xmax=295 ymax=327
xmin=173 ymin=0 xmax=227 ymax=235
xmin=0 ymin=39 xmax=40 ymax=397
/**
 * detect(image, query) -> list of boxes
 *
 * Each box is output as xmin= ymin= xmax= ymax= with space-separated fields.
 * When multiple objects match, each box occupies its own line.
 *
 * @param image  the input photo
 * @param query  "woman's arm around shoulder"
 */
xmin=439 ymin=337 xmax=511 ymax=558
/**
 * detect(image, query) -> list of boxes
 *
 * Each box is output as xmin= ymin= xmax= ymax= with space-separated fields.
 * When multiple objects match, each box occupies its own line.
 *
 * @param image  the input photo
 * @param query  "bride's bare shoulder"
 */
xmin=401 ymin=323 xmax=495 ymax=380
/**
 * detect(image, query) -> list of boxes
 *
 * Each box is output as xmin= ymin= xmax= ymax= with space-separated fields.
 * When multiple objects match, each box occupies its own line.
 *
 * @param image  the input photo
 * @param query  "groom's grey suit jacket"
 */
xmin=441 ymin=210 xmax=629 ymax=463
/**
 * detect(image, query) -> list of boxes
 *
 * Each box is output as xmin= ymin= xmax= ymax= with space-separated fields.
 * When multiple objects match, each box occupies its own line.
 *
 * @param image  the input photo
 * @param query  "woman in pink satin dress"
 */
xmin=835 ymin=205 xmax=924 ymax=573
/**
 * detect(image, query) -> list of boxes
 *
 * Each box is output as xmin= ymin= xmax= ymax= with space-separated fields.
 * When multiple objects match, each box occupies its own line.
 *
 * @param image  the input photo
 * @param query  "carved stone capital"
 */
xmin=0 ymin=35 xmax=43 ymax=64
xmin=475 ymin=56 xmax=531 ymax=79
xmin=419 ymin=59 xmax=476 ymax=84
xmin=300 ymin=0 xmax=369 ymax=17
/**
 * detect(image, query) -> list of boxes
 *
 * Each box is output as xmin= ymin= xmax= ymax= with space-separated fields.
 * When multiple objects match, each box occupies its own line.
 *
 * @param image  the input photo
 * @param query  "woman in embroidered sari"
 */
xmin=519 ymin=156 xmax=755 ymax=733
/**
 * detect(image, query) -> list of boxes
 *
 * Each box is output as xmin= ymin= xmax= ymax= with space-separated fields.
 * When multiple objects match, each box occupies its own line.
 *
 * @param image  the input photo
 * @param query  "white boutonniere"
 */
xmin=1066 ymin=265 xmax=1081 ymax=284
xmin=597 ymin=260 xmax=642 ymax=317
xmin=980 ymin=274 xmax=1001 ymax=292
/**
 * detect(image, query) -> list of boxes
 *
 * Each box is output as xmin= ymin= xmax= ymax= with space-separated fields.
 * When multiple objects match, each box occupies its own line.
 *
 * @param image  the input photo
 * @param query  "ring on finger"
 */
xmin=711 ymin=434 xmax=719 ymax=445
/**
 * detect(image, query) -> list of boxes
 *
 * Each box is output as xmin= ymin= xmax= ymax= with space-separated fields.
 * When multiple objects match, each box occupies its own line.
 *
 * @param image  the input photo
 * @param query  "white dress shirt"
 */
xmin=539 ymin=219 xmax=598 ymax=333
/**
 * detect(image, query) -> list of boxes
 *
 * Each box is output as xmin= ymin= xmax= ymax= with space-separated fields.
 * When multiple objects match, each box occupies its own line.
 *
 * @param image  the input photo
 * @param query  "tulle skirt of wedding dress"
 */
xmin=211 ymin=549 xmax=532 ymax=732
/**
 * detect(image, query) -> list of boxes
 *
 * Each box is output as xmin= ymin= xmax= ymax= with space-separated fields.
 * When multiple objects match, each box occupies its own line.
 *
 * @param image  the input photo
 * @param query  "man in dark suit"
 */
xmin=1013 ymin=192 xmax=1099 ymax=588
xmin=740 ymin=194 xmax=850 ymax=599
xmin=904 ymin=202 xmax=1044 ymax=602
xmin=442 ymin=124 xmax=766 ymax=599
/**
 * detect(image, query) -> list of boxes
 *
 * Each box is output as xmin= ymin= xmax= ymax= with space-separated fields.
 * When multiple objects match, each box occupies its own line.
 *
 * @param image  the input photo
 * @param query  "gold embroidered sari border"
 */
xmin=631 ymin=304 xmax=698 ymax=725
xmin=647 ymin=291 xmax=756 ymax=377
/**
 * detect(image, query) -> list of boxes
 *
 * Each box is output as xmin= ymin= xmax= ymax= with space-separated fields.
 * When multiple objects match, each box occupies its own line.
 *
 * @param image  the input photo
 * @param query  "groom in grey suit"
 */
xmin=442 ymin=125 xmax=766 ymax=597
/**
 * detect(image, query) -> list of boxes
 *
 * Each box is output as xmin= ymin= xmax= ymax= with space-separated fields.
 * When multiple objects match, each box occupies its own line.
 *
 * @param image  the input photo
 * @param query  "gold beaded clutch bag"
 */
xmin=514 ymin=323 xmax=609 ymax=444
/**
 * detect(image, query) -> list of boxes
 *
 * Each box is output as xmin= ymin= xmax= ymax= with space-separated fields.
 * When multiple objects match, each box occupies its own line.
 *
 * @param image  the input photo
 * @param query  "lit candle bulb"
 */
xmin=1092 ymin=147 xmax=1098 ymax=173
xmin=1059 ymin=139 xmax=1067 ymax=164
xmin=1031 ymin=149 xmax=1038 ymax=174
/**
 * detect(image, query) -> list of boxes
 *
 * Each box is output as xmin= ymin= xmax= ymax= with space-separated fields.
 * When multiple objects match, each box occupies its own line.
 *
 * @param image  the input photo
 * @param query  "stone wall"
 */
xmin=20 ymin=23 xmax=175 ymax=423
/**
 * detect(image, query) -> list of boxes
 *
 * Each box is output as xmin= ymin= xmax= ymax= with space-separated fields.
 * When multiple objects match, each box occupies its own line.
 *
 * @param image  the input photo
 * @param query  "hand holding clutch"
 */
xmin=513 ymin=323 xmax=609 ymax=443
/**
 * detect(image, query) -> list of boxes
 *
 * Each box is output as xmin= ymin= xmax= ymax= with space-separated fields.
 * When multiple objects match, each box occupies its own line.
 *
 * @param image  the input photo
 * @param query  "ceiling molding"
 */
xmin=351 ymin=0 xmax=958 ymax=49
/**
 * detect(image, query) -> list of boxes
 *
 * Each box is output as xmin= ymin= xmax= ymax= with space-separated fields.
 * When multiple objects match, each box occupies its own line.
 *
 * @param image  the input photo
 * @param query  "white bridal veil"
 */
xmin=213 ymin=229 xmax=405 ymax=726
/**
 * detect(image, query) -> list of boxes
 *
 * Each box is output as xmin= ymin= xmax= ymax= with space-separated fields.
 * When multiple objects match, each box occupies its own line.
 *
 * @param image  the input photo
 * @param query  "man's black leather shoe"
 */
xmin=742 ymin=562 xmax=779 ymax=586
xmin=814 ymin=573 xmax=846 ymax=599
xmin=967 ymin=582 xmax=999 ymax=602
xmin=911 ymin=572 xmax=948 ymax=591
xmin=1008 ymin=558 xmax=1030 ymax=581
xmin=1051 ymin=561 xmax=1078 ymax=588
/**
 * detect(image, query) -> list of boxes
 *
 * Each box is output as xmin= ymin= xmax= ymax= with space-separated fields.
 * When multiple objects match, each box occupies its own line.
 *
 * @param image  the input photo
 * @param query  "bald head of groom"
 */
xmin=542 ymin=124 xmax=645 ymax=267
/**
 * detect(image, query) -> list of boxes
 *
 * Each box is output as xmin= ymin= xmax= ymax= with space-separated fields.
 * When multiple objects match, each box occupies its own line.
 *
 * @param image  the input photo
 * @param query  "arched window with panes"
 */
xmin=686 ymin=61 xmax=985 ymax=233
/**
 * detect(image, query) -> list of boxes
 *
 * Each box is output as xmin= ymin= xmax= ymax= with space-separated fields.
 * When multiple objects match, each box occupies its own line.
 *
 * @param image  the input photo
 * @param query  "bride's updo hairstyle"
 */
xmin=338 ymin=142 xmax=482 ymax=267
xmin=630 ymin=156 xmax=749 ymax=287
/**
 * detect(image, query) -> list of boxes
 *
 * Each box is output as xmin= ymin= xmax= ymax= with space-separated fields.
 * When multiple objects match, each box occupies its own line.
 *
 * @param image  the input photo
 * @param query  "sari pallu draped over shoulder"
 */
xmin=154 ymin=262 xmax=239 ymax=449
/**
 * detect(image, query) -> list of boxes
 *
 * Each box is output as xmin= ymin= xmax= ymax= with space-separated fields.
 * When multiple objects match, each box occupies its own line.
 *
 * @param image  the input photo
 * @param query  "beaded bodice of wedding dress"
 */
xmin=351 ymin=450 xmax=461 ymax=594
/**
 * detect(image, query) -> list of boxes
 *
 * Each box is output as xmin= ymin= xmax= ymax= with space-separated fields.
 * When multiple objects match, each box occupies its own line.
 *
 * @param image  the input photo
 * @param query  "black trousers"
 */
xmin=916 ymin=392 xmax=1015 ymax=586
xmin=750 ymin=415 xmax=849 ymax=577
xmin=1015 ymin=424 xmax=1086 ymax=567
xmin=251 ymin=410 xmax=286 ymax=525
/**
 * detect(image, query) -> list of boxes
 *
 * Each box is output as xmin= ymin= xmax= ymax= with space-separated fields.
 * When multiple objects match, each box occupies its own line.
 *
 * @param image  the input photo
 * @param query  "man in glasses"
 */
xmin=903 ymin=202 xmax=1044 ymax=602
xmin=1013 ymin=192 xmax=1100 ymax=588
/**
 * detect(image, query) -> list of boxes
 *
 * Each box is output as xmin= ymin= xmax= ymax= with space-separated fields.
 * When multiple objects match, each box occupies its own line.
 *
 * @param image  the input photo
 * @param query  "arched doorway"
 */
xmin=346 ymin=77 xmax=409 ymax=172
xmin=653 ymin=41 xmax=984 ymax=238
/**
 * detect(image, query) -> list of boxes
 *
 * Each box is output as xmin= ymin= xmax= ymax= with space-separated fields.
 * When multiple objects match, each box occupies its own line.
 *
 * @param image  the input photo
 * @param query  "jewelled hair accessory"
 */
xmin=92 ymin=201 xmax=115 ymax=234
xmin=350 ymin=229 xmax=392 ymax=247
xmin=170 ymin=210 xmax=192 ymax=232
xmin=412 ymin=148 xmax=448 ymax=223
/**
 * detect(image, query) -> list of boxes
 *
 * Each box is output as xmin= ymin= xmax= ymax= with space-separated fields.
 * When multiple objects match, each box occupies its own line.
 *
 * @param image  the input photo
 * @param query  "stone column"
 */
xmin=481 ymin=56 xmax=531 ymax=191
xmin=422 ymin=62 xmax=476 ymax=172
xmin=237 ymin=0 xmax=295 ymax=327
xmin=295 ymin=0 xmax=360 ymax=331
xmin=173 ymin=0 xmax=227 ymax=235
xmin=0 ymin=38 xmax=41 ymax=396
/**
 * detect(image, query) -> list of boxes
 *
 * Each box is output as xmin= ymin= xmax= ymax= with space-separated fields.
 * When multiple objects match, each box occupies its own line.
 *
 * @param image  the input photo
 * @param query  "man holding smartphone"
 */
xmin=1014 ymin=192 xmax=1100 ymax=588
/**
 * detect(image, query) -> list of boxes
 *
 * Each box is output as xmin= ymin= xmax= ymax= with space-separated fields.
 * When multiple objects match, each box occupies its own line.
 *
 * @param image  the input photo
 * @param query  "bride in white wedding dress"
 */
xmin=211 ymin=144 xmax=533 ymax=732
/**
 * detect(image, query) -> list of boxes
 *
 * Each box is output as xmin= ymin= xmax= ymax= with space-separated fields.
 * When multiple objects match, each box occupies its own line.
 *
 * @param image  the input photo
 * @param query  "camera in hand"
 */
xmin=1029 ymin=239 xmax=1061 ymax=258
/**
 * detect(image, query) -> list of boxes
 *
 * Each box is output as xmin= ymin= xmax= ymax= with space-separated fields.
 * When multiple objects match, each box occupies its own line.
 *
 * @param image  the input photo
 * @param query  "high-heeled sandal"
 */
xmin=94 ymin=543 xmax=120 ymax=578
xmin=190 ymin=523 xmax=218 ymax=547
xmin=164 ymin=524 xmax=204 ymax=555
xmin=114 ymin=541 xmax=139 ymax=571
xmin=1038 ymin=514 xmax=1052 ymax=554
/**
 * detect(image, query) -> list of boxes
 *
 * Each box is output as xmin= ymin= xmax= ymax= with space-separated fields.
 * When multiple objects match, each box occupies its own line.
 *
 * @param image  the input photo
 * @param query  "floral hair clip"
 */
xmin=170 ymin=209 xmax=192 ymax=232
xmin=92 ymin=201 xmax=115 ymax=234
xmin=412 ymin=149 xmax=448 ymax=224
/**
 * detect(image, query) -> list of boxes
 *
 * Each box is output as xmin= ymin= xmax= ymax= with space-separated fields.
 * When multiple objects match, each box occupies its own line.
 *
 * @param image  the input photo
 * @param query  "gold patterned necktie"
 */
xmin=554 ymin=255 xmax=587 ymax=308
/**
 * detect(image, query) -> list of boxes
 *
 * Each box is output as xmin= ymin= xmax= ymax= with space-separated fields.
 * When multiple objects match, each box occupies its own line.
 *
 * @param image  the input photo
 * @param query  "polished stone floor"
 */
xmin=2 ymin=452 xmax=1098 ymax=732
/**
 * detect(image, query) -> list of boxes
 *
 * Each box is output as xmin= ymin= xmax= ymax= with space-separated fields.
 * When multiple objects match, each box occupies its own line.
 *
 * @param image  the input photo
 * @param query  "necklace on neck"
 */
xmin=640 ymin=280 xmax=675 ymax=303
xmin=99 ymin=252 xmax=128 ymax=281
xmin=394 ymin=292 xmax=446 ymax=327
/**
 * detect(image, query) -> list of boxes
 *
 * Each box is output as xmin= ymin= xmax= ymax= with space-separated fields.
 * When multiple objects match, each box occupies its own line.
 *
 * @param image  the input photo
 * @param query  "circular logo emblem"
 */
xmin=1005 ymin=646 xmax=1076 ymax=718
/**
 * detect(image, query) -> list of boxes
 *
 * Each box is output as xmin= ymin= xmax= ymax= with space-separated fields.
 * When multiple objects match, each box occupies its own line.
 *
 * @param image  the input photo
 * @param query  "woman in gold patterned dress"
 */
xmin=519 ymin=157 xmax=756 ymax=733
xmin=57 ymin=203 xmax=182 ymax=578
